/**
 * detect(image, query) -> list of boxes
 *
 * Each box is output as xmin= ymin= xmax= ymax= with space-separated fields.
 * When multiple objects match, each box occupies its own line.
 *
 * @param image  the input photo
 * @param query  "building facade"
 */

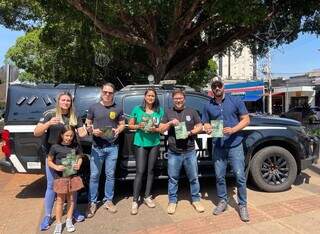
xmin=214 ymin=46 xmax=257 ymax=81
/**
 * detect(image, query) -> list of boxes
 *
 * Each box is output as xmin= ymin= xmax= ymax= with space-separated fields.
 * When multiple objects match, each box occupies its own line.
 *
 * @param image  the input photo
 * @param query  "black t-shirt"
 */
xmin=87 ymin=102 xmax=124 ymax=147
xmin=161 ymin=107 xmax=201 ymax=154
xmin=39 ymin=109 xmax=83 ymax=151
xmin=48 ymin=143 xmax=82 ymax=177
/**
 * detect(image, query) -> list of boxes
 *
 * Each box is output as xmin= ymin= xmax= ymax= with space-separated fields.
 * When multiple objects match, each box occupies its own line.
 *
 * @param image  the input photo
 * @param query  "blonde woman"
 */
xmin=34 ymin=91 xmax=86 ymax=231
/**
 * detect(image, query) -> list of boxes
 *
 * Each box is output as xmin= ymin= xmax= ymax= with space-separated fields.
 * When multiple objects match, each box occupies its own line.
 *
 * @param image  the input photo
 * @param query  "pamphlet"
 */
xmin=61 ymin=149 xmax=78 ymax=177
xmin=211 ymin=120 xmax=224 ymax=138
xmin=101 ymin=125 xmax=114 ymax=139
xmin=141 ymin=116 xmax=154 ymax=132
xmin=175 ymin=122 xmax=188 ymax=139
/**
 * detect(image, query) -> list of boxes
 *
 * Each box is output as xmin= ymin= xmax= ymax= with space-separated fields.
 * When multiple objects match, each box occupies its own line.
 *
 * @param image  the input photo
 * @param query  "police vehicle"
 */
xmin=0 ymin=83 xmax=319 ymax=192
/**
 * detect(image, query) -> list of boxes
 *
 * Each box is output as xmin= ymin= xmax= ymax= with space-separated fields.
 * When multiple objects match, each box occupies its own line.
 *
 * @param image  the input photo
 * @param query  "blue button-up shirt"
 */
xmin=202 ymin=94 xmax=248 ymax=148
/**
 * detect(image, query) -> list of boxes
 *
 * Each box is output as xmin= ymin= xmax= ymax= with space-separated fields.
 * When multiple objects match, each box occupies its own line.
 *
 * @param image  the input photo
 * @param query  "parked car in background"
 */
xmin=0 ymin=83 xmax=319 ymax=193
xmin=281 ymin=106 xmax=320 ymax=124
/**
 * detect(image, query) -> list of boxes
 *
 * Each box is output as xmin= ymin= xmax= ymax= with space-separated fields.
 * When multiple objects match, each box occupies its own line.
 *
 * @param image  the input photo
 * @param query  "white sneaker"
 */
xmin=131 ymin=202 xmax=138 ymax=215
xmin=144 ymin=196 xmax=156 ymax=208
xmin=53 ymin=223 xmax=62 ymax=234
xmin=66 ymin=218 xmax=75 ymax=232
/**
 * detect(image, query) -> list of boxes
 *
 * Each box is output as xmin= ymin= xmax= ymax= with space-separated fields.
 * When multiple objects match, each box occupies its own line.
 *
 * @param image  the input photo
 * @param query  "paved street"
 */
xmin=1 ymin=165 xmax=320 ymax=234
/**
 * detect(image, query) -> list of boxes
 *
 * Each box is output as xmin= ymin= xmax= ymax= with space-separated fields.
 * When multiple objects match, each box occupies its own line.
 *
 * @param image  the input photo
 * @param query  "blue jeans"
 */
xmin=213 ymin=143 xmax=247 ymax=206
xmin=44 ymin=159 xmax=56 ymax=217
xmin=88 ymin=145 xmax=119 ymax=203
xmin=168 ymin=150 xmax=201 ymax=203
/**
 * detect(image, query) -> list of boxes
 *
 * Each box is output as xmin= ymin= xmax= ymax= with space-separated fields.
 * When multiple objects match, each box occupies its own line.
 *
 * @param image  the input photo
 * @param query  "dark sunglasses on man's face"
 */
xmin=212 ymin=83 xmax=223 ymax=89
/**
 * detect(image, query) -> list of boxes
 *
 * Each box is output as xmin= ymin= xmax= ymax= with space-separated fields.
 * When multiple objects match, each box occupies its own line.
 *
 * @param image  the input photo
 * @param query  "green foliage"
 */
xmin=309 ymin=128 xmax=320 ymax=137
xmin=1 ymin=0 xmax=320 ymax=85
xmin=179 ymin=60 xmax=217 ymax=91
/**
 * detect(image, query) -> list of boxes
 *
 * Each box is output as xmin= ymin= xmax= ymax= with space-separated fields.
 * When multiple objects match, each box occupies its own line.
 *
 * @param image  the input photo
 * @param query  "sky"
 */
xmin=0 ymin=25 xmax=24 ymax=65
xmin=0 ymin=25 xmax=320 ymax=77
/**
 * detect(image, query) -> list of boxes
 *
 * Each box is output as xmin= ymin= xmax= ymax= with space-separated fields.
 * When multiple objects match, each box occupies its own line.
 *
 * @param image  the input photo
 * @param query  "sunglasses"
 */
xmin=212 ymin=83 xmax=223 ymax=89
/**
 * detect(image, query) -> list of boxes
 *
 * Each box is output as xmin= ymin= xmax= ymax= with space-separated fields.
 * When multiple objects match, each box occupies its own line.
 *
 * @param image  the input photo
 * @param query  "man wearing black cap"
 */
xmin=202 ymin=77 xmax=250 ymax=222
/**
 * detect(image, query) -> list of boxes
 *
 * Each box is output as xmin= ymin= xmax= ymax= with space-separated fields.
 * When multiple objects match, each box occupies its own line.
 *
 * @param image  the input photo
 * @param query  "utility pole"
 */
xmin=5 ymin=64 xmax=10 ymax=102
xmin=267 ymin=50 xmax=272 ymax=115
xmin=262 ymin=49 xmax=272 ymax=115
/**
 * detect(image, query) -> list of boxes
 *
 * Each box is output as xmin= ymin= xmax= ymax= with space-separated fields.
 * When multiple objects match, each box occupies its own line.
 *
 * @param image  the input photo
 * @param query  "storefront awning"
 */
xmin=242 ymin=95 xmax=262 ymax=102
xmin=225 ymin=81 xmax=264 ymax=102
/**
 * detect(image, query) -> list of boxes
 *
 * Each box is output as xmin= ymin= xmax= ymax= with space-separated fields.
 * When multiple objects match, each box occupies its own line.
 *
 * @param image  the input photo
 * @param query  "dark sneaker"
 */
xmin=104 ymin=201 xmax=117 ymax=213
xmin=239 ymin=205 xmax=250 ymax=222
xmin=86 ymin=203 xmax=97 ymax=218
xmin=73 ymin=209 xmax=85 ymax=222
xmin=213 ymin=200 xmax=228 ymax=215
xmin=39 ymin=215 xmax=51 ymax=231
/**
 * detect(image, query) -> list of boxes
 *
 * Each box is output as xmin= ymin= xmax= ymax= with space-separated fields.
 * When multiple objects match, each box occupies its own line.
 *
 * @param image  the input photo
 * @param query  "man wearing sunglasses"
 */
xmin=202 ymin=77 xmax=250 ymax=222
xmin=85 ymin=82 xmax=125 ymax=218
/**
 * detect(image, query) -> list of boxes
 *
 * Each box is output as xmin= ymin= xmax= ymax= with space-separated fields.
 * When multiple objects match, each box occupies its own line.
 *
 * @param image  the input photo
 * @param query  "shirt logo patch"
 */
xmin=109 ymin=111 xmax=117 ymax=120
xmin=39 ymin=118 xmax=44 ymax=122
xmin=186 ymin=115 xmax=191 ymax=121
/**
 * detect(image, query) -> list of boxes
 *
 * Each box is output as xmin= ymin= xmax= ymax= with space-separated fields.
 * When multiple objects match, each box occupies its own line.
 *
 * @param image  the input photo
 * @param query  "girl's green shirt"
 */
xmin=130 ymin=106 xmax=164 ymax=147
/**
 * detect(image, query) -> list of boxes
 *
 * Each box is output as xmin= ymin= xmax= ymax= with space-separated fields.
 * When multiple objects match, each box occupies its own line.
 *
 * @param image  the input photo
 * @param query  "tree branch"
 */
xmin=66 ymin=0 xmax=158 ymax=53
xmin=164 ymin=27 xmax=252 ymax=79
xmin=166 ymin=0 xmax=203 ymax=47
xmin=177 ymin=15 xmax=221 ymax=48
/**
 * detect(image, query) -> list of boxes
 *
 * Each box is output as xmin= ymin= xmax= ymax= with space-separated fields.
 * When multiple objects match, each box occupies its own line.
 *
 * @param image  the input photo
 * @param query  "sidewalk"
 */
xmin=40 ymin=167 xmax=320 ymax=234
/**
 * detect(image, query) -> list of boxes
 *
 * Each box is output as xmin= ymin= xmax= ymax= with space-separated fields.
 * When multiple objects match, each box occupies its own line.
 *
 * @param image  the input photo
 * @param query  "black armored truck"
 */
xmin=1 ymin=83 xmax=319 ymax=192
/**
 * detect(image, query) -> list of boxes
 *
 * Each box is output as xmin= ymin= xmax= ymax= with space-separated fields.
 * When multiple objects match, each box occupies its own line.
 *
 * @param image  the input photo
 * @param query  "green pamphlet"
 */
xmin=101 ymin=125 xmax=114 ymax=139
xmin=141 ymin=116 xmax=154 ymax=132
xmin=211 ymin=120 xmax=224 ymax=138
xmin=175 ymin=122 xmax=188 ymax=139
xmin=61 ymin=149 xmax=78 ymax=177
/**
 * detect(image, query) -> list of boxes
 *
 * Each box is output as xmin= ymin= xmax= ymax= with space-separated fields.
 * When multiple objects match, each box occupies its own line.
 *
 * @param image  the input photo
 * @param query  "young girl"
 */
xmin=47 ymin=126 xmax=84 ymax=234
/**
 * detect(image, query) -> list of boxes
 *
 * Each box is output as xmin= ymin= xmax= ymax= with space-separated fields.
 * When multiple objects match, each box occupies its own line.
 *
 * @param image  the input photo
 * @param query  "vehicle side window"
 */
xmin=168 ymin=94 xmax=208 ymax=118
xmin=185 ymin=95 xmax=208 ymax=119
xmin=123 ymin=95 xmax=144 ymax=116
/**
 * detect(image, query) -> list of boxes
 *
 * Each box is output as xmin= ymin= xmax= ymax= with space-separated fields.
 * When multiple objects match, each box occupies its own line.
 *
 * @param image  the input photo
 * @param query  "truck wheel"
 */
xmin=250 ymin=146 xmax=297 ymax=192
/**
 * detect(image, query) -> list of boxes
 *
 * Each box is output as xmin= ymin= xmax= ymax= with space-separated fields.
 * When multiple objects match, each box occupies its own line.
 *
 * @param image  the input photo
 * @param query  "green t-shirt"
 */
xmin=130 ymin=106 xmax=164 ymax=147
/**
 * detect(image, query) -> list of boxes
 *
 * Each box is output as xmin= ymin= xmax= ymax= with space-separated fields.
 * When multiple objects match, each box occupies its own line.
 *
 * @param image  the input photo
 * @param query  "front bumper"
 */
xmin=0 ymin=157 xmax=15 ymax=173
xmin=301 ymin=137 xmax=320 ymax=170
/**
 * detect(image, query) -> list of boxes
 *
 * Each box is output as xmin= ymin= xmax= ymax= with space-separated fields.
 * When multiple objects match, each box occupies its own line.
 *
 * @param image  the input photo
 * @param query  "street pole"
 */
xmin=267 ymin=50 xmax=272 ymax=115
xmin=5 ymin=64 xmax=10 ymax=102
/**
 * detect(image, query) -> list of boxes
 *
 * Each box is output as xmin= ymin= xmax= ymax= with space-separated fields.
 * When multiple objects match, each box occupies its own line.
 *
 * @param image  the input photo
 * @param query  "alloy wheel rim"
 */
xmin=260 ymin=155 xmax=289 ymax=185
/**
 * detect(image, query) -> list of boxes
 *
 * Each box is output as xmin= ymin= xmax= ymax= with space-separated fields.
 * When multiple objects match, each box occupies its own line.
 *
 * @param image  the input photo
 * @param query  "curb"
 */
xmin=309 ymin=163 xmax=320 ymax=174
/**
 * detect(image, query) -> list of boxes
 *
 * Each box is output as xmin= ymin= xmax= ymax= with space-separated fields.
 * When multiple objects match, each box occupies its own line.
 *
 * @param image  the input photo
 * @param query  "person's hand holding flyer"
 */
xmin=211 ymin=120 xmax=224 ymax=138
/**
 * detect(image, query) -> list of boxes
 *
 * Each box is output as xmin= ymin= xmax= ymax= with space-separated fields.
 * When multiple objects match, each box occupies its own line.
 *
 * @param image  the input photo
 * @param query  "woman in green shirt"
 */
xmin=128 ymin=87 xmax=164 ymax=215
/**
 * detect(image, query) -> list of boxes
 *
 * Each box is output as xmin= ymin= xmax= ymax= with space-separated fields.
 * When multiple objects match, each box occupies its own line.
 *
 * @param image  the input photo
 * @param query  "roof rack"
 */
xmin=120 ymin=83 xmax=195 ymax=92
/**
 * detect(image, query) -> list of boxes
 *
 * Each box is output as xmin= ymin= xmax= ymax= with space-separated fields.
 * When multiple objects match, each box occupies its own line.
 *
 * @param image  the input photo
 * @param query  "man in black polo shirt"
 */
xmin=85 ymin=82 xmax=125 ymax=218
xmin=202 ymin=77 xmax=250 ymax=222
xmin=160 ymin=88 xmax=204 ymax=215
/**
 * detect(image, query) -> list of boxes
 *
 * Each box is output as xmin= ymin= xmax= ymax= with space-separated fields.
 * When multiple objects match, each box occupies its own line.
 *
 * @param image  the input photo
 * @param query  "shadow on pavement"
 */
xmin=294 ymin=172 xmax=311 ymax=186
xmin=15 ymin=176 xmax=46 ymax=199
